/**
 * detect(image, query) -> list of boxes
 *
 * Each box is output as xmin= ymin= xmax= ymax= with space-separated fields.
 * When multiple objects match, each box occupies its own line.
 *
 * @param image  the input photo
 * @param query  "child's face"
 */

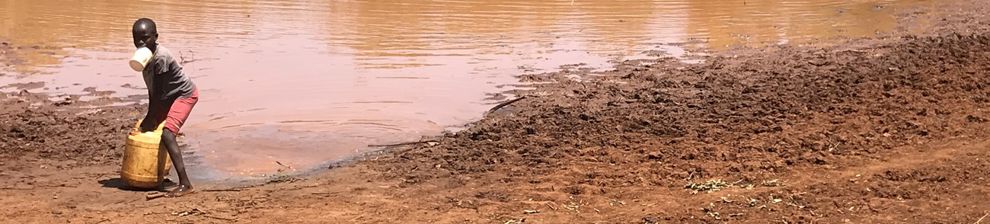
xmin=131 ymin=18 xmax=158 ymax=49
xmin=133 ymin=31 xmax=155 ymax=49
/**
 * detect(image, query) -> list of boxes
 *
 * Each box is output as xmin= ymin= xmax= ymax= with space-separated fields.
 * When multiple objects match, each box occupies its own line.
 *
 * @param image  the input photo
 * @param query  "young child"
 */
xmin=131 ymin=18 xmax=198 ymax=197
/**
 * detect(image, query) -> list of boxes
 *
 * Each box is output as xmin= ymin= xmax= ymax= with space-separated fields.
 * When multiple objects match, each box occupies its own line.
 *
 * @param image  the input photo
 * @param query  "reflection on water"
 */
xmin=0 ymin=0 xmax=938 ymax=180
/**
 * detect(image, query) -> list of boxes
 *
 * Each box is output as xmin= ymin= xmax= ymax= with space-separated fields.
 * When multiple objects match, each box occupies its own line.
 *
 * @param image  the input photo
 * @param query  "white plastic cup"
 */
xmin=129 ymin=47 xmax=153 ymax=72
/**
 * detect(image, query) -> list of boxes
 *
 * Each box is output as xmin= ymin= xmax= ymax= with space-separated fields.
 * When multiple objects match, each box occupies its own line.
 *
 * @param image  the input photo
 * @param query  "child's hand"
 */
xmin=138 ymin=118 xmax=157 ymax=133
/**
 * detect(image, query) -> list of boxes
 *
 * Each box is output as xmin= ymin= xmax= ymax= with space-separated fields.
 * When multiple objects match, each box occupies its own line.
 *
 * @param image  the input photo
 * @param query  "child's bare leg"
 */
xmin=161 ymin=129 xmax=193 ymax=197
xmin=156 ymin=143 xmax=168 ymax=191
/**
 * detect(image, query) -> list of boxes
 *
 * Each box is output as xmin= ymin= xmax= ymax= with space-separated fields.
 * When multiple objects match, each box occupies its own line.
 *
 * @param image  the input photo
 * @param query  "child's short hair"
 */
xmin=133 ymin=18 xmax=158 ymax=35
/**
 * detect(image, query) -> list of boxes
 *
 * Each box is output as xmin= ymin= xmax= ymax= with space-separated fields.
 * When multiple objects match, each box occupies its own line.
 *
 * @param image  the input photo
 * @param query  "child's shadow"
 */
xmin=98 ymin=178 xmax=175 ymax=192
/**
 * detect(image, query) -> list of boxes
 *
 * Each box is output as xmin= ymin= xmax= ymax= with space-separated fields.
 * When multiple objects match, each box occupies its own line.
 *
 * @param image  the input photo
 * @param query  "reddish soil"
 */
xmin=2 ymin=1 xmax=990 ymax=223
xmin=364 ymin=32 xmax=990 ymax=223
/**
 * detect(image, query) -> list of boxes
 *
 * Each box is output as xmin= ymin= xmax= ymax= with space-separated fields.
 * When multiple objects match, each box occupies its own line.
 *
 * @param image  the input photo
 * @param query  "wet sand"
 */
xmin=2 ymin=0 xmax=990 ymax=223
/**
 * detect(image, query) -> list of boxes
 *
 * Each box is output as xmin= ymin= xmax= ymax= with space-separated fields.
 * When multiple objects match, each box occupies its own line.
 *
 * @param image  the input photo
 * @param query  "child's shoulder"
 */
xmin=153 ymin=46 xmax=177 ymax=64
xmin=155 ymin=45 xmax=174 ymax=58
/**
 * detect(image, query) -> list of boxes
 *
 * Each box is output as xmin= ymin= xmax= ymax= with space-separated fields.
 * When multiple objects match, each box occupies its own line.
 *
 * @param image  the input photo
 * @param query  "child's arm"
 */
xmin=137 ymin=58 xmax=165 ymax=132
xmin=138 ymin=102 xmax=160 ymax=132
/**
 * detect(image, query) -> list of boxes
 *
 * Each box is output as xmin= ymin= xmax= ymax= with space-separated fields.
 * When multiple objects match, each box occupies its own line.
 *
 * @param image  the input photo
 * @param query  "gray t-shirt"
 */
xmin=142 ymin=45 xmax=196 ymax=104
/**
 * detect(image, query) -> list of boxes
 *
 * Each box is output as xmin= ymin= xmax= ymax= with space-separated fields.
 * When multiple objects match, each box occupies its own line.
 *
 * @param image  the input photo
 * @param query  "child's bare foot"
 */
xmin=161 ymin=178 xmax=177 ymax=186
xmin=165 ymin=185 xmax=194 ymax=197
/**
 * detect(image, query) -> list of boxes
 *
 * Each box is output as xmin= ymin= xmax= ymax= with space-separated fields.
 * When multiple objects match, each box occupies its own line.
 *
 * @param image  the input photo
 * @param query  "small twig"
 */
xmin=275 ymin=161 xmax=293 ymax=170
xmin=487 ymin=96 xmax=527 ymax=114
xmin=203 ymin=214 xmax=237 ymax=221
xmin=178 ymin=50 xmax=201 ymax=65
xmin=102 ymin=146 xmax=112 ymax=160
xmin=976 ymin=212 xmax=989 ymax=224
xmin=0 ymin=187 xmax=35 ymax=190
xmin=146 ymin=192 xmax=166 ymax=200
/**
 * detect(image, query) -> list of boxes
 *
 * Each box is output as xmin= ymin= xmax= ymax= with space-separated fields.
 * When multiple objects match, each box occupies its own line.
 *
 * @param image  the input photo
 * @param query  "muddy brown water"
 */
xmin=0 ymin=0 xmax=940 ymax=181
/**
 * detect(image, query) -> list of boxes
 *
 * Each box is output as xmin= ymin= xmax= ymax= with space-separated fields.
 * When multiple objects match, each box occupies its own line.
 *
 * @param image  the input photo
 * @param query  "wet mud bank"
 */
xmin=365 ymin=32 xmax=990 ymax=222
xmin=0 ymin=91 xmax=139 ymax=169
xmin=378 ymin=32 xmax=990 ymax=181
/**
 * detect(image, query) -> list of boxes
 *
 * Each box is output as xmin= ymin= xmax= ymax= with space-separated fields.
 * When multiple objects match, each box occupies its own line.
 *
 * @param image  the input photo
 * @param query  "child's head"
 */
xmin=132 ymin=18 xmax=158 ymax=50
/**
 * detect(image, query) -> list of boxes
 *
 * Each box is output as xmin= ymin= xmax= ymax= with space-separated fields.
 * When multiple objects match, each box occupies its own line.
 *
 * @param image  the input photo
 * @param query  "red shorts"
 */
xmin=157 ymin=88 xmax=199 ymax=133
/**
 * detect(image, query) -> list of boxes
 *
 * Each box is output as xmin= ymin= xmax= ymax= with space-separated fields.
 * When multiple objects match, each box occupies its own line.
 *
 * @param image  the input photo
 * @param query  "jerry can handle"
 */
xmin=132 ymin=118 xmax=167 ymax=134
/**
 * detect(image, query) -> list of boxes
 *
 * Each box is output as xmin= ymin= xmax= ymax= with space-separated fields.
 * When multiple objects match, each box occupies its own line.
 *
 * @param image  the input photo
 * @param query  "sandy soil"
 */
xmin=2 ymin=1 xmax=990 ymax=223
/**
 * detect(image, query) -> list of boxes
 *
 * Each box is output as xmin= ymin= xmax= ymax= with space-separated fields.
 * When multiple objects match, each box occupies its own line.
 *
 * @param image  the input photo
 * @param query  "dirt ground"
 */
xmin=3 ymin=1 xmax=990 ymax=223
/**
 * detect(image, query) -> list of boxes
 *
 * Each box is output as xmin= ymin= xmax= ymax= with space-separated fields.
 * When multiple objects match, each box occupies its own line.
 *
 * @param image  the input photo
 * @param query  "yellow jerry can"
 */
xmin=121 ymin=119 xmax=172 ymax=189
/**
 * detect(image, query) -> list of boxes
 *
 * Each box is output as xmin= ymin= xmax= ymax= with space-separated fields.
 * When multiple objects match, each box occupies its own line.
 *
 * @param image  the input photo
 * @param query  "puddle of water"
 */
xmin=0 ymin=0 xmax=939 ymax=181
